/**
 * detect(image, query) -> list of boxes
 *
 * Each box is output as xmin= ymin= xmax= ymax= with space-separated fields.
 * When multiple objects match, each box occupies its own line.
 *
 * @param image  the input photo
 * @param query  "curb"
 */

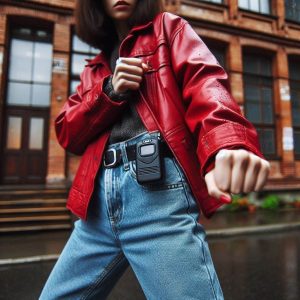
xmin=0 ymin=254 xmax=59 ymax=266
xmin=206 ymin=222 xmax=300 ymax=239
xmin=1 ymin=222 xmax=300 ymax=266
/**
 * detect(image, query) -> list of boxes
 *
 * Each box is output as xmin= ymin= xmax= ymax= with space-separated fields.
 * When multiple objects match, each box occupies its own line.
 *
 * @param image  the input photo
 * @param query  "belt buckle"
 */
xmin=103 ymin=148 xmax=117 ymax=168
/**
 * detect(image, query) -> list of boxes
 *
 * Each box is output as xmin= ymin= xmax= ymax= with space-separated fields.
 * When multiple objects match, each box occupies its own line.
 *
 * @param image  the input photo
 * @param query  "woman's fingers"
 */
xmin=205 ymin=149 xmax=271 ymax=202
xmin=214 ymin=149 xmax=232 ymax=192
xmin=230 ymin=149 xmax=249 ymax=194
xmin=113 ymin=57 xmax=147 ymax=93
xmin=204 ymin=170 xmax=232 ymax=203
xmin=254 ymin=159 xmax=271 ymax=191
xmin=242 ymin=155 xmax=261 ymax=193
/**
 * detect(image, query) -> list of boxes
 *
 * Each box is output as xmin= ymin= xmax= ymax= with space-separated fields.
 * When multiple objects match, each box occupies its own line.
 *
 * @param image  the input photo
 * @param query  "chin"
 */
xmin=113 ymin=12 xmax=132 ymax=20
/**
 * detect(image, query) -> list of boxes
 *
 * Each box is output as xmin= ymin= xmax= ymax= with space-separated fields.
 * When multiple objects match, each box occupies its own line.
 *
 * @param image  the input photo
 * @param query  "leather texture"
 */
xmin=55 ymin=12 xmax=264 ymax=220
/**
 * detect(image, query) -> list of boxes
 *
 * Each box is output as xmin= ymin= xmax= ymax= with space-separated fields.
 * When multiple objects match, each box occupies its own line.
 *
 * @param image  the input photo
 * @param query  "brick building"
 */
xmin=0 ymin=0 xmax=299 ymax=230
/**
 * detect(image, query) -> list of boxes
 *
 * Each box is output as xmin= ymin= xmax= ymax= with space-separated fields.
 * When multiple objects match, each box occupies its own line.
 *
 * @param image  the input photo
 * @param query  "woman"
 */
xmin=40 ymin=0 xmax=270 ymax=299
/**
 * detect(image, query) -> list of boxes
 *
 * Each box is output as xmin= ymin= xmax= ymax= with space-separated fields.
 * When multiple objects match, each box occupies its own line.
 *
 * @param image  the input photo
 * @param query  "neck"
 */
xmin=114 ymin=20 xmax=130 ymax=42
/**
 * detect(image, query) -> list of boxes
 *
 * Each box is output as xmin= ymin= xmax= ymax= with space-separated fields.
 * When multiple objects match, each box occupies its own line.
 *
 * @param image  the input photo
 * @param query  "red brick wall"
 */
xmin=0 ymin=0 xmax=299 ymax=190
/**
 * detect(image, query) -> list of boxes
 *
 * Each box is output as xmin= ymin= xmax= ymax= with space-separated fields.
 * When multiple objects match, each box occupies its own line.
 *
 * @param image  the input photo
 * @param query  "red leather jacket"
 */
xmin=55 ymin=12 xmax=264 ymax=220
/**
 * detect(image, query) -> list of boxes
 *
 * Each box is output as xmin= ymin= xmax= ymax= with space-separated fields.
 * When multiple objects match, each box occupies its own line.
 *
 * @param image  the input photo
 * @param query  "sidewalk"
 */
xmin=1 ymin=209 xmax=299 ymax=264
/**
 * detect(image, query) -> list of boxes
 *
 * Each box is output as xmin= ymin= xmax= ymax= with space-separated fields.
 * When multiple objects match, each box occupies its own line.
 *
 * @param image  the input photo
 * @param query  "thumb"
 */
xmin=142 ymin=63 xmax=150 ymax=72
xmin=204 ymin=170 xmax=232 ymax=204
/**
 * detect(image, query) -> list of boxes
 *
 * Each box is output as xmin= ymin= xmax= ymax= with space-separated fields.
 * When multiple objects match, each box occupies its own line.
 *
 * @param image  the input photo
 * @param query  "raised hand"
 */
xmin=112 ymin=57 xmax=149 ymax=94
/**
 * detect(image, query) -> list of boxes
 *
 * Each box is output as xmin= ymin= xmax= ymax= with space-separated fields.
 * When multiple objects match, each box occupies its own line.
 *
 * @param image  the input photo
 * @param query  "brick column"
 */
xmin=47 ymin=23 xmax=70 ymax=185
xmin=228 ymin=0 xmax=239 ymax=22
xmin=275 ymin=0 xmax=286 ymax=32
xmin=274 ymin=47 xmax=295 ymax=176
xmin=227 ymin=36 xmax=244 ymax=110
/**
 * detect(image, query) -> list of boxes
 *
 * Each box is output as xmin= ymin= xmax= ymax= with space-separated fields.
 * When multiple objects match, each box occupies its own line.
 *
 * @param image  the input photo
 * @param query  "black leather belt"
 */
xmin=103 ymin=142 xmax=173 ymax=168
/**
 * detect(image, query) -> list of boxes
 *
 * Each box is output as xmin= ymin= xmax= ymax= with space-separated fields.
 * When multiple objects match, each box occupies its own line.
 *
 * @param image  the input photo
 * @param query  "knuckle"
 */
xmin=207 ymin=187 xmax=219 ymax=198
xmin=216 ymin=149 xmax=230 ymax=161
xmin=231 ymin=187 xmax=241 ymax=194
xmin=262 ymin=160 xmax=271 ymax=171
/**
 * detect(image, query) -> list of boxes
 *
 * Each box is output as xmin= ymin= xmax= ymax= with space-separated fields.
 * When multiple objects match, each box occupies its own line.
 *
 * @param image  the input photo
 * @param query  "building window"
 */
xmin=239 ymin=0 xmax=271 ymax=14
xmin=207 ymin=45 xmax=227 ymax=70
xmin=289 ymin=57 xmax=300 ymax=158
xmin=70 ymin=33 xmax=99 ymax=94
xmin=7 ymin=27 xmax=53 ymax=107
xmin=200 ymin=0 xmax=224 ymax=4
xmin=285 ymin=0 xmax=300 ymax=22
xmin=243 ymin=53 xmax=276 ymax=157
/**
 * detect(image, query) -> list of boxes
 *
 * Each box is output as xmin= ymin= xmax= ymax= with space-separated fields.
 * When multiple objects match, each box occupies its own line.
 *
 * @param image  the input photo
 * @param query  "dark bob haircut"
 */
xmin=75 ymin=0 xmax=164 ymax=55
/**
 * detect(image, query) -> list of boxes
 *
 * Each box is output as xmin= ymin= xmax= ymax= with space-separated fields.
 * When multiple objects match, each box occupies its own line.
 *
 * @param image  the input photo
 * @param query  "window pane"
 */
xmin=7 ymin=82 xmax=31 ymax=106
xmin=250 ymin=0 xmax=259 ymax=12
xmin=245 ymin=85 xmax=260 ymax=101
xmin=261 ymin=58 xmax=272 ymax=76
xmin=262 ymin=103 xmax=274 ymax=124
xmin=72 ymin=54 xmax=90 ymax=75
xmin=70 ymin=80 xmax=81 ymax=95
xmin=291 ymin=93 xmax=300 ymax=126
xmin=6 ymin=117 xmax=22 ymax=149
xmin=286 ymin=0 xmax=300 ymax=22
xmin=32 ymin=84 xmax=51 ymax=107
xmin=29 ymin=118 xmax=44 ymax=150
xmin=91 ymin=47 xmax=99 ymax=54
xmin=239 ymin=0 xmax=249 ymax=9
xmin=9 ymin=39 xmax=33 ymax=81
xmin=295 ymin=131 xmax=300 ymax=155
xmin=261 ymin=129 xmax=276 ymax=155
xmin=33 ymin=42 xmax=53 ymax=83
xmin=209 ymin=46 xmax=226 ymax=69
xmin=244 ymin=55 xmax=260 ymax=74
xmin=73 ymin=35 xmax=90 ymax=53
xmin=261 ymin=0 xmax=270 ymax=14
xmin=246 ymin=103 xmax=261 ymax=123
xmin=289 ymin=60 xmax=300 ymax=80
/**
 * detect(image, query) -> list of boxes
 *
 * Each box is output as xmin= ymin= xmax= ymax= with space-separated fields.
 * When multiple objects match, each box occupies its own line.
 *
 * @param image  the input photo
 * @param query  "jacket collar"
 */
xmin=85 ymin=14 xmax=159 ymax=67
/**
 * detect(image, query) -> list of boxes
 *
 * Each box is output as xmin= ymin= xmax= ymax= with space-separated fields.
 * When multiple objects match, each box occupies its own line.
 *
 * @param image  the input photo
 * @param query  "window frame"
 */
xmin=69 ymin=27 xmax=100 ymax=96
xmin=288 ymin=55 xmax=300 ymax=159
xmin=6 ymin=23 xmax=53 ymax=108
xmin=285 ymin=0 xmax=300 ymax=23
xmin=238 ymin=0 xmax=272 ymax=15
xmin=242 ymin=51 xmax=278 ymax=159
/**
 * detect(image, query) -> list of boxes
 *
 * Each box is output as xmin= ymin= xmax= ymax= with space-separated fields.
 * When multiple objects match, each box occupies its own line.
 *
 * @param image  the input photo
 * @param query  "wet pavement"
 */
xmin=1 ymin=210 xmax=300 ymax=299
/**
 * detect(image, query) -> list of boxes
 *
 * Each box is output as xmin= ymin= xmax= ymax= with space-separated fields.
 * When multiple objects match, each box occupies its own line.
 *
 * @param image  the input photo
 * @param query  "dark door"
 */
xmin=2 ymin=107 xmax=49 ymax=184
xmin=0 ymin=25 xmax=52 ymax=184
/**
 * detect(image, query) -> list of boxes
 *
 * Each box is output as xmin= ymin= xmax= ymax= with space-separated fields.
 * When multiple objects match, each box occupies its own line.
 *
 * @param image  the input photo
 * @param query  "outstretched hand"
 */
xmin=204 ymin=149 xmax=270 ymax=203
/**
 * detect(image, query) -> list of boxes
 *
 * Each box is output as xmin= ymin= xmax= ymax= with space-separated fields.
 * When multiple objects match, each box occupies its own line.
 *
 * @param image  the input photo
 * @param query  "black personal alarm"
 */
xmin=136 ymin=133 xmax=162 ymax=184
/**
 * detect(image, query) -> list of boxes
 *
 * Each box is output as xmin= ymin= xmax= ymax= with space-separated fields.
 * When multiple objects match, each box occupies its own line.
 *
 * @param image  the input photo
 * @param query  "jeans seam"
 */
xmin=172 ymin=160 xmax=219 ymax=300
xmin=80 ymin=251 xmax=125 ymax=300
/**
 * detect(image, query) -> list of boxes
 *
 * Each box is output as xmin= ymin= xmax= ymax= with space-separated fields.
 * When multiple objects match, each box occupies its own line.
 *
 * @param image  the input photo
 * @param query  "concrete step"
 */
xmin=0 ymin=188 xmax=72 ymax=233
xmin=0 ymin=189 xmax=69 ymax=200
xmin=0 ymin=224 xmax=72 ymax=233
xmin=0 ymin=207 xmax=69 ymax=214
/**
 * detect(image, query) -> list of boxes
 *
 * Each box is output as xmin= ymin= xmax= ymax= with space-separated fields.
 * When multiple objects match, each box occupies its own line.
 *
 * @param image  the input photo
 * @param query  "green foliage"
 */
xmin=261 ymin=194 xmax=280 ymax=210
xmin=226 ymin=194 xmax=249 ymax=211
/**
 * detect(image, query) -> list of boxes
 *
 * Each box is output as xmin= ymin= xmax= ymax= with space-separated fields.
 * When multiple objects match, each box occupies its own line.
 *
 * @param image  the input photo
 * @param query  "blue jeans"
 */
xmin=39 ymin=132 xmax=224 ymax=300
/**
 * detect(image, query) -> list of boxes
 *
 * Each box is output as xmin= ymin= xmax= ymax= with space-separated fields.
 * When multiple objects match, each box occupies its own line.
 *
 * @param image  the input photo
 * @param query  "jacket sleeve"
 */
xmin=169 ymin=20 xmax=265 ymax=176
xmin=55 ymin=69 xmax=127 ymax=155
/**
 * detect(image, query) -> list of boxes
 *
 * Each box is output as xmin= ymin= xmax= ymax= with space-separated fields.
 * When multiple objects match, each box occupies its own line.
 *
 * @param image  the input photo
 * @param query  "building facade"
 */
xmin=0 ymin=0 xmax=299 ymax=191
